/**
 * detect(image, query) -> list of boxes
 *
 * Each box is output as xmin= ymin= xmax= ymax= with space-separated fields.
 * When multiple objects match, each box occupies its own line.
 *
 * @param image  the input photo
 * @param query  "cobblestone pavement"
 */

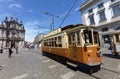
xmin=0 ymin=48 xmax=120 ymax=79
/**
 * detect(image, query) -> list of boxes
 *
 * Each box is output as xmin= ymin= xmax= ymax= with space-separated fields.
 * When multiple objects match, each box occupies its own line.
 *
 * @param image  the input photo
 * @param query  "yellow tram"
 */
xmin=109 ymin=31 xmax=120 ymax=56
xmin=41 ymin=24 xmax=102 ymax=68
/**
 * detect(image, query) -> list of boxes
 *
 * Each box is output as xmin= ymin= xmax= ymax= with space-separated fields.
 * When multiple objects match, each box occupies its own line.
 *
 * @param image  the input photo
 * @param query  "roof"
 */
xmin=80 ymin=0 xmax=99 ymax=11
xmin=61 ymin=24 xmax=84 ymax=31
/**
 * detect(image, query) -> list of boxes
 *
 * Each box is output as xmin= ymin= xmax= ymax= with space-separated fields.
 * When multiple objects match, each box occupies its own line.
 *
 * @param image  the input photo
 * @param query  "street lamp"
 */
xmin=45 ymin=12 xmax=59 ymax=31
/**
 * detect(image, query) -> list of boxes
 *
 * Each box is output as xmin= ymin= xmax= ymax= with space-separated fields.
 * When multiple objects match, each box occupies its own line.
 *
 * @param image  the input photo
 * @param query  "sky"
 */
xmin=0 ymin=0 xmax=86 ymax=42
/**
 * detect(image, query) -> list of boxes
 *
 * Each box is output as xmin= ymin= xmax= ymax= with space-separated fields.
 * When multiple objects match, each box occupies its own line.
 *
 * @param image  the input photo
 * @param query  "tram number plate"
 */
xmin=116 ymin=44 xmax=120 ymax=52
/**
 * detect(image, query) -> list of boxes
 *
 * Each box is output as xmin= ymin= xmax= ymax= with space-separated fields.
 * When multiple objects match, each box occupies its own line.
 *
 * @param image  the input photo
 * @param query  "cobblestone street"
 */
xmin=0 ymin=48 xmax=120 ymax=79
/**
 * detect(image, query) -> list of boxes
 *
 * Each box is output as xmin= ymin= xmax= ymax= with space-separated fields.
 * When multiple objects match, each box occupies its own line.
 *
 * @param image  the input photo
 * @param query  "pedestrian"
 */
xmin=109 ymin=36 xmax=115 ymax=55
xmin=0 ymin=47 xmax=3 ymax=53
xmin=15 ymin=46 xmax=18 ymax=54
xmin=8 ymin=46 xmax=13 ymax=58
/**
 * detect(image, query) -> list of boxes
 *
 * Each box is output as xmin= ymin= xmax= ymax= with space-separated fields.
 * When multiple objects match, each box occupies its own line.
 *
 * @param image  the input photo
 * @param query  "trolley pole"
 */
xmin=45 ymin=12 xmax=59 ymax=31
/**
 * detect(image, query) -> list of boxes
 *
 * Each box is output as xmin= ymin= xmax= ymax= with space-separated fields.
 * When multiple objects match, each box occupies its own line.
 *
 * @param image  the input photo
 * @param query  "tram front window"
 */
xmin=93 ymin=31 xmax=99 ymax=44
xmin=84 ymin=30 xmax=92 ymax=44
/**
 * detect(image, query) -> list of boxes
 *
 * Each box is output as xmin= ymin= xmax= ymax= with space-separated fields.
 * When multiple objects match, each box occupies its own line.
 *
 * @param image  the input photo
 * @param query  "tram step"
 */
xmin=67 ymin=60 xmax=78 ymax=67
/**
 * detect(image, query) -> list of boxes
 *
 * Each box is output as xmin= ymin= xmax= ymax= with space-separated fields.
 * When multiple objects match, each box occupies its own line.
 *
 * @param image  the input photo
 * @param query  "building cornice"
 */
xmin=80 ymin=0 xmax=100 ymax=11
xmin=97 ymin=16 xmax=120 ymax=28
xmin=109 ymin=0 xmax=120 ymax=7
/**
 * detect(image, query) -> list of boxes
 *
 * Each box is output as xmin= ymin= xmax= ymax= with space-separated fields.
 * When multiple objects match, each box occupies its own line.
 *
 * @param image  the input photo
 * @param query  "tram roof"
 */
xmin=61 ymin=24 xmax=96 ymax=30
xmin=43 ymin=24 xmax=96 ymax=38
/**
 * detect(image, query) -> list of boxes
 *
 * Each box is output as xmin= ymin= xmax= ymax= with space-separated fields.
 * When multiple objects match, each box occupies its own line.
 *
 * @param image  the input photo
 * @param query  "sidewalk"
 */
xmin=100 ymin=47 xmax=120 ymax=73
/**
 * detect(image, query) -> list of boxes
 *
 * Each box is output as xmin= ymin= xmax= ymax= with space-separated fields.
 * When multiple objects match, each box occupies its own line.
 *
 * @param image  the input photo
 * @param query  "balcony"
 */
xmin=0 ymin=37 xmax=7 ymax=40
xmin=110 ymin=0 xmax=120 ymax=7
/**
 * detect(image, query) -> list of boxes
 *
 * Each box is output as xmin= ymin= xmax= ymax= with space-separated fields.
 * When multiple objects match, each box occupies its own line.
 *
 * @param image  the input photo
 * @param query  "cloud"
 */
xmin=74 ymin=7 xmax=80 ymax=11
xmin=25 ymin=20 xmax=39 ymax=28
xmin=0 ymin=0 xmax=12 ymax=2
xmin=24 ymin=20 xmax=50 ymax=34
xmin=9 ymin=3 xmax=22 ymax=9
xmin=28 ymin=9 xmax=33 ymax=13
xmin=24 ymin=20 xmax=50 ymax=30
xmin=25 ymin=29 xmax=49 ymax=42
xmin=24 ymin=20 xmax=50 ymax=42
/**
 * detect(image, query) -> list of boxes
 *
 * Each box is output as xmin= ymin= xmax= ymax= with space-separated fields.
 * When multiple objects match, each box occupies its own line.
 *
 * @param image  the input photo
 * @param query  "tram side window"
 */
xmin=55 ymin=37 xmax=57 ymax=47
xmin=76 ymin=31 xmax=80 ymax=45
xmin=47 ymin=39 xmax=49 ymax=46
xmin=44 ymin=40 xmax=47 ymax=46
xmin=84 ymin=30 xmax=92 ymax=44
xmin=52 ymin=38 xmax=54 ymax=47
xmin=43 ymin=40 xmax=45 ymax=46
xmin=48 ymin=39 xmax=50 ymax=46
xmin=49 ymin=39 xmax=52 ymax=47
xmin=68 ymin=34 xmax=71 ymax=44
xmin=58 ymin=36 xmax=62 ymax=47
xmin=93 ymin=31 xmax=99 ymax=44
xmin=53 ymin=38 xmax=56 ymax=47
xmin=72 ymin=32 xmax=76 ymax=42
xmin=115 ymin=34 xmax=119 ymax=43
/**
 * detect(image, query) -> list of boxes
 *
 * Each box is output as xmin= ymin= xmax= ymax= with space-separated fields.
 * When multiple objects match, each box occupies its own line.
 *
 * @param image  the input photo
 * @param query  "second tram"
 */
xmin=108 ymin=32 xmax=120 ymax=56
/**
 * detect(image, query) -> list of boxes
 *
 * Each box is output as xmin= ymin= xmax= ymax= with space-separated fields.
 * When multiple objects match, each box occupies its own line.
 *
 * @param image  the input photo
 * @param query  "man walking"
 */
xmin=8 ymin=46 xmax=13 ymax=58
xmin=15 ymin=46 xmax=18 ymax=54
xmin=0 ymin=47 xmax=3 ymax=53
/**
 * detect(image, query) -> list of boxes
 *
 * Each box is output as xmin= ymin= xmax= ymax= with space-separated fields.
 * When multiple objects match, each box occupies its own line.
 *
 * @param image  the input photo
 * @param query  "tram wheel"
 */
xmin=89 ymin=69 xmax=93 ymax=75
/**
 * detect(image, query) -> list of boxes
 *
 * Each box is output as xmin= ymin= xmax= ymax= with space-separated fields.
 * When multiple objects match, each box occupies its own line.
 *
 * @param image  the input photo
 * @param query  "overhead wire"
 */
xmin=59 ymin=0 xmax=78 ymax=27
xmin=57 ymin=0 xmax=75 ymax=16
xmin=54 ymin=0 xmax=75 ymax=28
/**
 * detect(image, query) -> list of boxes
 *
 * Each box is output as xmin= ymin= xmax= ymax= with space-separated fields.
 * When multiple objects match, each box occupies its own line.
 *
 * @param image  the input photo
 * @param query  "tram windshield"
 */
xmin=84 ymin=30 xmax=99 ymax=45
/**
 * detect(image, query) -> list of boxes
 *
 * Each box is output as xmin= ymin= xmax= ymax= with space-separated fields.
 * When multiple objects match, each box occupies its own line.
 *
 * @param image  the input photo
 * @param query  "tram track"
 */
xmin=89 ymin=75 xmax=101 ymax=79
xmin=89 ymin=66 xmax=120 ymax=79
xmin=101 ymin=67 xmax=120 ymax=74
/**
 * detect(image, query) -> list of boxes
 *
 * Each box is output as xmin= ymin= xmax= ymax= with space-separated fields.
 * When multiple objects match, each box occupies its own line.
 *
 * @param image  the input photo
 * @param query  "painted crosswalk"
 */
xmin=11 ymin=73 xmax=28 ymax=79
xmin=48 ymin=64 xmax=58 ymax=69
xmin=42 ymin=59 xmax=50 ymax=63
xmin=61 ymin=71 xmax=75 ymax=79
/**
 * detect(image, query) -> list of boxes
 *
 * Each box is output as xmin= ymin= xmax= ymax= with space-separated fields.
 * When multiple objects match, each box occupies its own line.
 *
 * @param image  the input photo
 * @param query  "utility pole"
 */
xmin=1 ymin=22 xmax=3 ymax=49
xmin=45 ymin=12 xmax=59 ymax=31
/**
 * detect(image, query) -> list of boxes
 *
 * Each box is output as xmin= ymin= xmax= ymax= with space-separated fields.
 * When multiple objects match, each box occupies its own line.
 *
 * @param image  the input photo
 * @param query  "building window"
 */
xmin=111 ymin=0 xmax=115 ymax=2
xmin=88 ymin=9 xmax=93 ymax=14
xmin=89 ymin=15 xmax=95 ymax=25
xmin=115 ymin=26 xmax=120 ymax=30
xmin=102 ymin=28 xmax=108 ymax=32
xmin=98 ymin=3 xmax=103 ymax=9
xmin=112 ymin=5 xmax=120 ymax=17
xmin=99 ymin=11 xmax=106 ymax=22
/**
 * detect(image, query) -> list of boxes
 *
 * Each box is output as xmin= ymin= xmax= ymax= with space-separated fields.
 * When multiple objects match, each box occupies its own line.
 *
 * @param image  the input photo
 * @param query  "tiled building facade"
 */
xmin=0 ymin=17 xmax=25 ymax=48
xmin=80 ymin=0 xmax=120 ymax=47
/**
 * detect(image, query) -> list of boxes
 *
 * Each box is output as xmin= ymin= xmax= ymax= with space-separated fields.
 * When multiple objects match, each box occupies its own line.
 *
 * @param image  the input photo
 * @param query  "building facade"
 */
xmin=34 ymin=33 xmax=44 ymax=49
xmin=0 ymin=17 xmax=25 ymax=48
xmin=80 ymin=0 xmax=120 ymax=47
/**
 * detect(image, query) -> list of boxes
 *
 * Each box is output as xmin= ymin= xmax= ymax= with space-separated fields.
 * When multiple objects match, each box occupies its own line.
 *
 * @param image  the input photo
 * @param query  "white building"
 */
xmin=34 ymin=34 xmax=44 ymax=49
xmin=0 ymin=17 xmax=25 ymax=48
xmin=80 ymin=0 xmax=120 ymax=47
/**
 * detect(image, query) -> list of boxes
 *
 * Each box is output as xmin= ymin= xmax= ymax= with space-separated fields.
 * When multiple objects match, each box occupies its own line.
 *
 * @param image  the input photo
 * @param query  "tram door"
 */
xmin=68 ymin=32 xmax=77 ymax=60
